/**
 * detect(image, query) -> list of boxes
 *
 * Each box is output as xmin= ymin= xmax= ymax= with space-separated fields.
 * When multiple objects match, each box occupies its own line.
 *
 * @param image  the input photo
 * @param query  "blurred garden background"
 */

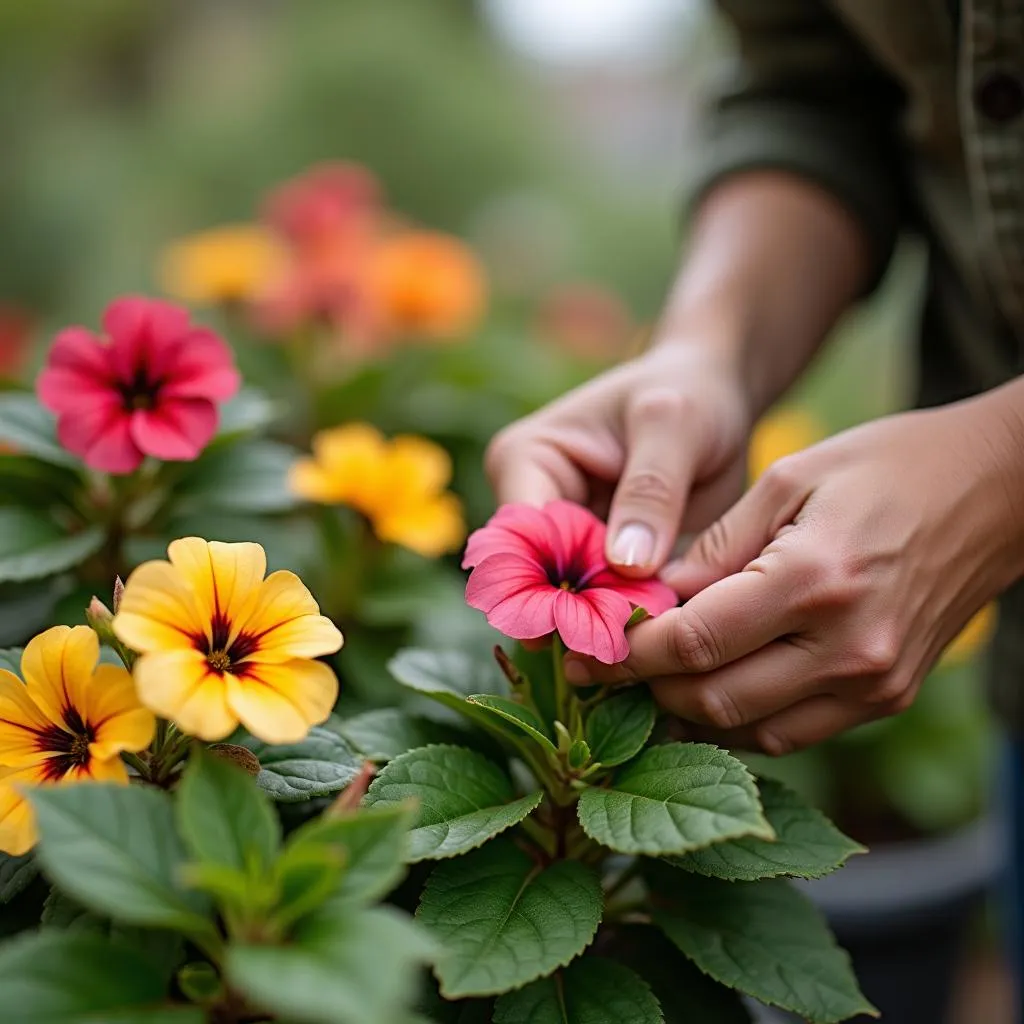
xmin=0 ymin=0 xmax=1011 ymax=1018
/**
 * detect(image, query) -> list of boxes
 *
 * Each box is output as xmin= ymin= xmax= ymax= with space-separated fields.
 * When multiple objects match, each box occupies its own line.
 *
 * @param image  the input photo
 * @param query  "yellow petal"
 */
xmin=167 ymin=538 xmax=267 ymax=647
xmin=385 ymin=435 xmax=453 ymax=499
xmin=374 ymin=493 xmax=466 ymax=557
xmin=20 ymin=625 xmax=99 ymax=727
xmin=748 ymin=408 xmax=825 ymax=484
xmin=240 ymin=570 xmax=343 ymax=663
xmin=226 ymin=658 xmax=338 ymax=745
xmin=297 ymin=424 xmax=387 ymax=512
xmin=941 ymin=602 xmax=999 ymax=667
xmin=133 ymin=650 xmax=237 ymax=742
xmin=0 ymin=766 xmax=42 ymax=856
xmin=0 ymin=669 xmax=51 ymax=767
xmin=87 ymin=664 xmax=156 ymax=760
xmin=288 ymin=459 xmax=345 ymax=504
xmin=114 ymin=560 xmax=207 ymax=653
xmin=65 ymin=757 xmax=129 ymax=784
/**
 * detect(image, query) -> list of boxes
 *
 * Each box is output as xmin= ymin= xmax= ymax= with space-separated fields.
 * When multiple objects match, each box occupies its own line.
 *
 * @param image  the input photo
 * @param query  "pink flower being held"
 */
xmin=37 ymin=297 xmax=240 ymax=474
xmin=463 ymin=501 xmax=678 ymax=664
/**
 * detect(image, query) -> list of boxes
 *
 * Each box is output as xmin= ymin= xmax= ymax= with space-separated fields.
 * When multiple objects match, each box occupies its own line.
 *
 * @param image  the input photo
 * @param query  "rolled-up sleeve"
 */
xmin=689 ymin=0 xmax=908 ymax=289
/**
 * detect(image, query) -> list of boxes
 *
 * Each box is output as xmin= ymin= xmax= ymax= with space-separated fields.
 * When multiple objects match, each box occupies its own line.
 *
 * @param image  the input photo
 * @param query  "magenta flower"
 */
xmin=463 ymin=501 xmax=677 ymax=664
xmin=37 ymin=297 xmax=240 ymax=474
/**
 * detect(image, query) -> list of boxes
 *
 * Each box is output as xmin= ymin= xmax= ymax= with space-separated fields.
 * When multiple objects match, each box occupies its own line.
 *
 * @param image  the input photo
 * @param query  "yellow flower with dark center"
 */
xmin=0 ymin=626 xmax=155 ymax=856
xmin=113 ymin=538 xmax=343 ymax=744
xmin=289 ymin=424 xmax=466 ymax=557
xmin=748 ymin=407 xmax=826 ymax=484
xmin=158 ymin=225 xmax=289 ymax=306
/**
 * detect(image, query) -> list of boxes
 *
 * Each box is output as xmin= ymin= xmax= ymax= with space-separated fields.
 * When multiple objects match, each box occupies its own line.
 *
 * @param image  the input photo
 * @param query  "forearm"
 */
xmin=651 ymin=170 xmax=872 ymax=417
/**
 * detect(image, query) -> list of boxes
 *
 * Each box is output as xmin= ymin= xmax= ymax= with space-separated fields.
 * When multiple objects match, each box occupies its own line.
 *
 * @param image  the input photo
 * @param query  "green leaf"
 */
xmin=0 ymin=454 xmax=82 ymax=508
xmin=365 ymin=745 xmax=543 ymax=862
xmin=568 ymin=739 xmax=591 ymax=771
xmin=493 ymin=957 xmax=663 ymax=1024
xmin=666 ymin=778 xmax=865 ymax=881
xmin=215 ymin=388 xmax=281 ymax=441
xmin=226 ymin=906 xmax=435 ymax=1024
xmin=607 ymin=925 xmax=752 ymax=1024
xmin=0 ymin=647 xmax=21 ymax=676
xmin=175 ymin=439 xmax=301 ymax=513
xmin=41 ymin=888 xmax=185 ymax=980
xmin=0 ymin=393 xmax=80 ymax=468
xmin=333 ymin=708 xmax=461 ymax=763
xmin=0 ymin=509 xmax=103 ymax=583
xmin=584 ymin=688 xmax=657 ymax=768
xmin=287 ymin=802 xmax=416 ymax=906
xmin=30 ymin=784 xmax=212 ymax=934
xmin=0 ymin=851 xmax=37 ymax=903
xmin=272 ymin=845 xmax=346 ymax=930
xmin=240 ymin=726 xmax=362 ymax=802
xmin=576 ymin=743 xmax=772 ymax=856
xmin=465 ymin=695 xmax=557 ymax=754
xmin=0 ymin=929 xmax=202 ymax=1022
xmin=418 ymin=839 xmax=603 ymax=998
xmin=177 ymin=747 xmax=281 ymax=872
xmin=651 ymin=872 xmax=877 ymax=1023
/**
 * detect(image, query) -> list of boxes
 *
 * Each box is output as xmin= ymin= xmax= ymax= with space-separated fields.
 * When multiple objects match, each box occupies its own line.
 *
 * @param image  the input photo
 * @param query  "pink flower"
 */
xmin=37 ymin=296 xmax=240 ymax=474
xmin=463 ymin=501 xmax=677 ymax=664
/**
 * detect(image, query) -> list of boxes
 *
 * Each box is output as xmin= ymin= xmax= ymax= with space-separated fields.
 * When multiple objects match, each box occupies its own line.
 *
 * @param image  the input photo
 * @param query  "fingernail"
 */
xmin=564 ymin=658 xmax=591 ymax=686
xmin=611 ymin=523 xmax=655 ymax=567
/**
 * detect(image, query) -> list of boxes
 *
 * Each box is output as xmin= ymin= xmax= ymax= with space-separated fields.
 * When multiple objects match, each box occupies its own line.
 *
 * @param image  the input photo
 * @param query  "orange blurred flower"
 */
xmin=365 ymin=231 xmax=486 ymax=341
xmin=535 ymin=282 xmax=634 ymax=360
xmin=748 ymin=407 xmax=826 ymax=484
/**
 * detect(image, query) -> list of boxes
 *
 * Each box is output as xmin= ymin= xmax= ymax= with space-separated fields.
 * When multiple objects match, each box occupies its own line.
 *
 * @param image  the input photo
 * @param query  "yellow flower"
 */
xmin=113 ymin=538 xmax=343 ymax=744
xmin=289 ymin=424 xmax=466 ymax=558
xmin=748 ymin=407 xmax=826 ymax=483
xmin=0 ymin=626 xmax=155 ymax=856
xmin=941 ymin=603 xmax=998 ymax=668
xmin=158 ymin=225 xmax=289 ymax=306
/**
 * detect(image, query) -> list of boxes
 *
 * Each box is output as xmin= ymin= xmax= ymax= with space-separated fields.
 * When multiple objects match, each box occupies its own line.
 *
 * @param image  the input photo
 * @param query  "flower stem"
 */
xmin=552 ymin=635 xmax=569 ymax=730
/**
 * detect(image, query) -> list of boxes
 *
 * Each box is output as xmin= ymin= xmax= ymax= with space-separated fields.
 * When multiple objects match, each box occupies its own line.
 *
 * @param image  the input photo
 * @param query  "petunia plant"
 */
xmin=344 ymin=500 xmax=877 ymax=1024
xmin=0 ymin=538 xmax=435 ymax=1024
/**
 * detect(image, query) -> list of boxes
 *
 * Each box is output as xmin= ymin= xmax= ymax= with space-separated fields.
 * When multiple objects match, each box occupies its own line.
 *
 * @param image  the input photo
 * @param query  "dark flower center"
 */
xmin=198 ymin=612 xmax=259 ymax=675
xmin=37 ymin=706 xmax=95 ymax=781
xmin=546 ymin=553 xmax=602 ymax=594
xmin=119 ymin=367 xmax=163 ymax=413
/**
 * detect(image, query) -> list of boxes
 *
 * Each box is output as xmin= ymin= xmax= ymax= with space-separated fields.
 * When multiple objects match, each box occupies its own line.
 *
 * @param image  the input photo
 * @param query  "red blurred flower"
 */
xmin=463 ymin=501 xmax=677 ymax=664
xmin=535 ymin=283 xmax=634 ymax=361
xmin=37 ymin=296 xmax=239 ymax=474
xmin=254 ymin=163 xmax=382 ymax=338
xmin=0 ymin=306 xmax=33 ymax=379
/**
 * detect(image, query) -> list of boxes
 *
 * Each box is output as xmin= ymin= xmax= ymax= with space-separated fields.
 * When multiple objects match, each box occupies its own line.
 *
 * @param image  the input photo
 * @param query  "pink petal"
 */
xmin=553 ymin=587 xmax=633 ymax=664
xmin=465 ymin=553 xmax=557 ymax=640
xmin=36 ymin=328 xmax=114 ymax=414
xmin=159 ymin=328 xmax=240 ymax=402
xmin=129 ymin=398 xmax=218 ymax=462
xmin=544 ymin=500 xmax=606 ymax=572
xmin=585 ymin=570 xmax=678 ymax=617
xmin=57 ymin=401 xmax=142 ymax=474
xmin=462 ymin=503 xmax=560 ymax=570
xmin=104 ymin=297 xmax=190 ymax=384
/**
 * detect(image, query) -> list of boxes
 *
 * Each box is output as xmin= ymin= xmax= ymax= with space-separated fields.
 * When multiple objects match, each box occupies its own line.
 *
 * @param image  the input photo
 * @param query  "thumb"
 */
xmin=662 ymin=464 xmax=808 ymax=597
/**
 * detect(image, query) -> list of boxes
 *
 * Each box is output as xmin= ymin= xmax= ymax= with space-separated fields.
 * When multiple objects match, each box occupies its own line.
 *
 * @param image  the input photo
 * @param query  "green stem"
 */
xmin=552 ymin=635 xmax=569 ymax=730
xmin=122 ymin=751 xmax=150 ymax=780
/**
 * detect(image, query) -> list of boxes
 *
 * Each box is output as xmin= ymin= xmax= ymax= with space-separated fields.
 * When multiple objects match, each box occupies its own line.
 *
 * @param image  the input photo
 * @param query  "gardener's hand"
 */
xmin=485 ymin=341 xmax=751 ymax=574
xmin=564 ymin=387 xmax=1024 ymax=752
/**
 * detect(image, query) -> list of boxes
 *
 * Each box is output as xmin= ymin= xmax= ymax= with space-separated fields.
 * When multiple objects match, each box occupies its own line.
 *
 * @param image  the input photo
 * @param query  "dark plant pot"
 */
xmin=752 ymin=813 xmax=1006 ymax=1024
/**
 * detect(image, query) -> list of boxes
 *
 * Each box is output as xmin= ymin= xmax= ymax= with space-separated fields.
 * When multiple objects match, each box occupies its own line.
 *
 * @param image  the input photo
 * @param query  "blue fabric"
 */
xmin=1007 ymin=742 xmax=1024 ymax=1023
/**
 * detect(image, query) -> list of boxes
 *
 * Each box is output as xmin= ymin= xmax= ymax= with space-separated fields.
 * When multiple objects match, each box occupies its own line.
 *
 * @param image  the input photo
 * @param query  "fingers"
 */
xmin=565 ymin=567 xmax=804 ymax=685
xmin=606 ymin=391 xmax=697 ymax=576
xmin=485 ymin=434 xmax=588 ymax=508
xmin=662 ymin=458 xmax=812 ymax=598
xmin=681 ymin=694 xmax=876 ymax=755
xmin=647 ymin=639 xmax=823 ymax=730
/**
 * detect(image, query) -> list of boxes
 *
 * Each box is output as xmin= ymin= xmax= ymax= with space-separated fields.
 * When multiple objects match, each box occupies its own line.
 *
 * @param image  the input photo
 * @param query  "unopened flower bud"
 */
xmin=86 ymin=597 xmax=116 ymax=644
xmin=112 ymin=576 xmax=125 ymax=613
xmin=207 ymin=743 xmax=261 ymax=777
xmin=326 ymin=760 xmax=376 ymax=816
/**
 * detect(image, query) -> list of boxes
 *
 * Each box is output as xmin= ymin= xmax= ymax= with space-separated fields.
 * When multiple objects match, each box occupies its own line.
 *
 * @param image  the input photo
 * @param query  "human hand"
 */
xmin=485 ymin=342 xmax=751 ymax=575
xmin=564 ymin=395 xmax=1024 ymax=753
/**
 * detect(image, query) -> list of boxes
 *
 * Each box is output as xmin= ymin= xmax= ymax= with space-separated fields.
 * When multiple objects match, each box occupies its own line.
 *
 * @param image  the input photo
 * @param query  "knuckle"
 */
xmin=862 ymin=668 xmax=909 ymax=706
xmin=670 ymin=612 xmax=723 ymax=673
xmin=853 ymin=632 xmax=902 ymax=679
xmin=692 ymin=518 xmax=732 ymax=570
xmin=629 ymin=388 xmax=689 ymax=426
xmin=759 ymin=455 xmax=804 ymax=499
xmin=617 ymin=469 xmax=678 ymax=510
xmin=689 ymin=682 xmax=745 ymax=730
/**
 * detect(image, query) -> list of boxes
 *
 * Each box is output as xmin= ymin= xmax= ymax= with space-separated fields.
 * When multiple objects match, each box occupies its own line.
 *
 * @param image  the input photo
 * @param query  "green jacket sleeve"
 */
xmin=690 ymin=0 xmax=907 ymax=287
